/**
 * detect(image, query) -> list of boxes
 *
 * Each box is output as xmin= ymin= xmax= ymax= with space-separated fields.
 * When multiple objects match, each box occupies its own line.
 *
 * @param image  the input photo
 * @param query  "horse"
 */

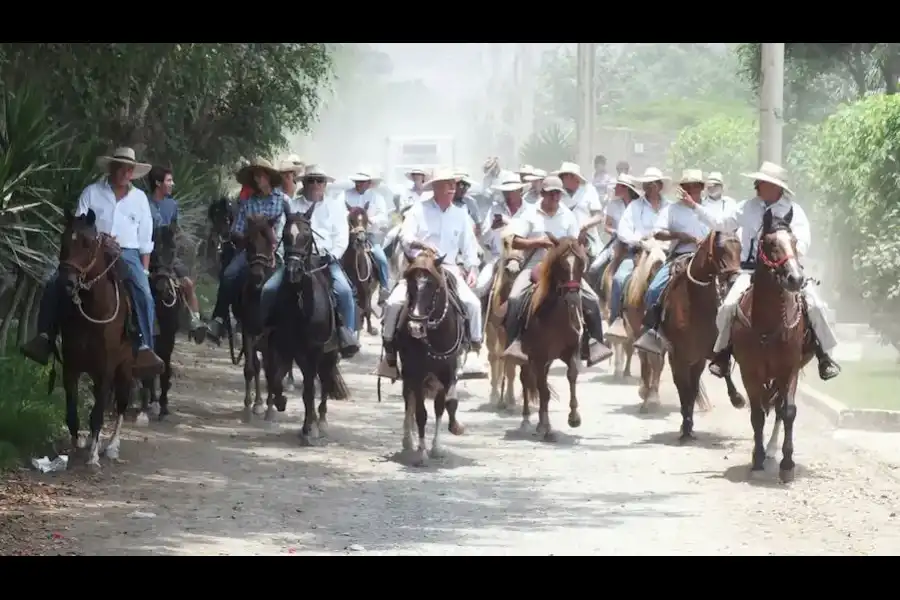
xmin=137 ymin=225 xmax=183 ymax=425
xmin=518 ymin=236 xmax=588 ymax=442
xmin=56 ymin=210 xmax=134 ymax=470
xmin=342 ymin=205 xmax=380 ymax=336
xmin=394 ymin=250 xmax=466 ymax=465
xmin=731 ymin=208 xmax=814 ymax=483
xmin=262 ymin=211 xmax=349 ymax=444
xmin=622 ymin=239 xmax=668 ymax=413
xmin=659 ymin=231 xmax=743 ymax=441
xmin=199 ymin=196 xmax=236 ymax=280
xmin=484 ymin=234 xmax=524 ymax=411
xmin=229 ymin=214 xmax=278 ymax=420
xmin=599 ymin=241 xmax=634 ymax=379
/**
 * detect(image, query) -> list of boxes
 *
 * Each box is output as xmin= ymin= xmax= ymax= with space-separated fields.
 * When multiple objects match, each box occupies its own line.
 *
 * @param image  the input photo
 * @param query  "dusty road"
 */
xmin=3 ymin=336 xmax=900 ymax=555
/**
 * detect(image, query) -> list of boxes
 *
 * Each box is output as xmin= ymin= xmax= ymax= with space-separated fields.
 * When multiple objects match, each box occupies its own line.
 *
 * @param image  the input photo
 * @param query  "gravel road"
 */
xmin=3 ymin=336 xmax=900 ymax=555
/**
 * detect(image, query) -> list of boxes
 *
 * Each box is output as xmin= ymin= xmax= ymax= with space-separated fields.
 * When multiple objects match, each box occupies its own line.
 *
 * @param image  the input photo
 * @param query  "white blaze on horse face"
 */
xmin=288 ymin=221 xmax=301 ymax=247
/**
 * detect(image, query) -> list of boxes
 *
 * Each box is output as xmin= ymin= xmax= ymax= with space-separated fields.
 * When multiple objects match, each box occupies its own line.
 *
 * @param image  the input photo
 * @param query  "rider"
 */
xmin=522 ymin=168 xmax=547 ymax=204
xmin=474 ymin=170 xmax=529 ymax=299
xmin=592 ymin=154 xmax=613 ymax=200
xmin=260 ymin=164 xmax=360 ymax=358
xmin=146 ymin=165 xmax=207 ymax=339
xmin=555 ymin=161 xmax=605 ymax=272
xmin=345 ymin=169 xmax=390 ymax=305
xmin=584 ymin=173 xmax=641 ymax=285
xmin=453 ymin=170 xmax=483 ymax=235
xmin=482 ymin=157 xmax=502 ymax=198
xmin=375 ymin=168 xmax=484 ymax=379
xmin=398 ymin=167 xmax=430 ymax=212
xmin=685 ymin=161 xmax=841 ymax=381
xmin=632 ymin=169 xmax=712 ymax=355
xmin=607 ymin=167 xmax=669 ymax=339
xmin=500 ymin=175 xmax=613 ymax=367
xmin=703 ymin=171 xmax=738 ymax=215
xmin=204 ymin=158 xmax=286 ymax=344
xmin=20 ymin=147 xmax=165 ymax=377
xmin=615 ymin=160 xmax=630 ymax=176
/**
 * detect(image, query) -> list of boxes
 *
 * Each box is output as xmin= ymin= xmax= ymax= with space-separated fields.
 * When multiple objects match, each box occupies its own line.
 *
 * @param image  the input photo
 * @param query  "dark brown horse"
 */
xmin=519 ymin=236 xmax=588 ymax=442
xmin=200 ymin=196 xmax=236 ymax=280
xmin=230 ymin=214 xmax=278 ymax=421
xmin=732 ymin=208 xmax=813 ymax=483
xmin=660 ymin=231 xmax=743 ymax=441
xmin=394 ymin=250 xmax=466 ymax=465
xmin=342 ymin=205 xmax=379 ymax=335
xmin=56 ymin=210 xmax=134 ymax=470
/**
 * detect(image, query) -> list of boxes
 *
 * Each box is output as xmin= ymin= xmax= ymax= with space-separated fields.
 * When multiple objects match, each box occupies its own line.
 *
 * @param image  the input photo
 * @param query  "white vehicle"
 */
xmin=384 ymin=135 xmax=456 ymax=209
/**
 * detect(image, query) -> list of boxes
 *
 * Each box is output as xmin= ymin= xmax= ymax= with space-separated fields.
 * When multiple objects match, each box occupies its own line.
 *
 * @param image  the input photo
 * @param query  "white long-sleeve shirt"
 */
xmin=289 ymin=195 xmax=349 ymax=259
xmin=345 ymin=188 xmax=389 ymax=233
xmin=563 ymin=183 xmax=604 ymax=253
xmin=400 ymin=198 xmax=480 ymax=271
xmin=694 ymin=196 xmax=811 ymax=264
xmin=616 ymin=196 xmax=666 ymax=248
xmin=76 ymin=179 xmax=154 ymax=254
xmin=480 ymin=199 xmax=529 ymax=257
xmin=506 ymin=203 xmax=580 ymax=269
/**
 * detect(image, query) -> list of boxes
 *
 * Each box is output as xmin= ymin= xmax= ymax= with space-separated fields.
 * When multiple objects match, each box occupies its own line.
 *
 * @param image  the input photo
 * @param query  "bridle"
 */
xmin=60 ymin=232 xmax=122 ymax=324
xmin=405 ymin=266 xmax=463 ymax=359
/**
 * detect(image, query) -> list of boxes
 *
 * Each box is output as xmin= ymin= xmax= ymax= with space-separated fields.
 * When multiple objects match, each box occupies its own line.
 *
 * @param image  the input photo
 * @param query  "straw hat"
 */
xmin=453 ymin=170 xmax=477 ymax=187
xmin=541 ymin=175 xmax=566 ymax=193
xmin=424 ymin=168 xmax=461 ymax=191
xmin=236 ymin=158 xmax=282 ymax=187
xmin=523 ymin=168 xmax=547 ymax=183
xmin=406 ymin=167 xmax=427 ymax=179
xmin=553 ymin=161 xmax=587 ymax=184
xmin=492 ymin=170 xmax=529 ymax=193
xmin=614 ymin=174 xmax=640 ymax=195
xmin=635 ymin=167 xmax=672 ymax=184
xmin=706 ymin=171 xmax=724 ymax=186
xmin=96 ymin=147 xmax=152 ymax=179
xmin=302 ymin=164 xmax=335 ymax=183
xmin=483 ymin=156 xmax=500 ymax=174
xmin=277 ymin=159 xmax=305 ymax=175
xmin=349 ymin=168 xmax=381 ymax=183
xmin=741 ymin=161 xmax=793 ymax=196
xmin=678 ymin=169 xmax=705 ymax=185
xmin=516 ymin=164 xmax=536 ymax=177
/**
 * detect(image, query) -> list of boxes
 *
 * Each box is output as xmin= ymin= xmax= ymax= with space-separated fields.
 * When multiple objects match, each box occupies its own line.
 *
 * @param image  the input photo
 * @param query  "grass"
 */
xmin=806 ymin=359 xmax=900 ymax=411
xmin=194 ymin=274 xmax=217 ymax=318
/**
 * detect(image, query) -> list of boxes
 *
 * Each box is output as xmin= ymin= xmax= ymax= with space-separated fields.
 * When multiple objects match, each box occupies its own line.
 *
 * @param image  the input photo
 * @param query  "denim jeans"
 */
xmin=366 ymin=233 xmax=389 ymax=288
xmin=588 ymin=244 xmax=614 ymax=281
xmin=259 ymin=256 xmax=357 ymax=332
xmin=643 ymin=261 xmax=672 ymax=309
xmin=213 ymin=251 xmax=248 ymax=320
xmin=608 ymin=258 xmax=635 ymax=325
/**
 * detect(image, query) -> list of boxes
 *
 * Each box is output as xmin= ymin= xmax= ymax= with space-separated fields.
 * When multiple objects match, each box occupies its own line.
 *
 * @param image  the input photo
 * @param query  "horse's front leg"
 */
xmin=402 ymin=380 xmax=415 ymax=451
xmin=431 ymin=389 xmax=447 ymax=459
xmin=298 ymin=362 xmax=319 ymax=445
xmin=86 ymin=375 xmax=111 ymax=471
xmin=566 ymin=354 xmax=581 ymax=428
xmin=414 ymin=383 xmax=428 ymax=465
xmin=137 ymin=377 xmax=154 ymax=427
xmin=519 ymin=365 xmax=534 ymax=431
xmin=536 ymin=363 xmax=555 ymax=441
xmin=158 ymin=357 xmax=171 ymax=419
xmin=252 ymin=349 xmax=265 ymax=416
xmin=503 ymin=359 xmax=518 ymax=410
xmin=778 ymin=376 xmax=798 ymax=483
xmin=241 ymin=330 xmax=255 ymax=421
xmin=262 ymin=346 xmax=286 ymax=422
xmin=104 ymin=367 xmax=133 ymax=462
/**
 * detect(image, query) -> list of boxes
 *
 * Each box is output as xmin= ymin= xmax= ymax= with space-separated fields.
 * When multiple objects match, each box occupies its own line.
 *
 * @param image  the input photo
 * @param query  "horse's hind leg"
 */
xmin=86 ymin=376 xmax=110 ymax=470
xmin=63 ymin=366 xmax=84 ymax=458
xmin=431 ymin=390 xmax=447 ymax=459
xmin=723 ymin=370 xmax=746 ymax=408
xmin=158 ymin=353 xmax=172 ymax=419
xmin=137 ymin=377 xmax=154 ymax=427
xmin=241 ymin=334 xmax=255 ymax=421
xmin=104 ymin=367 xmax=133 ymax=462
xmin=252 ymin=351 xmax=265 ymax=416
xmin=262 ymin=348 xmax=286 ymax=422
xmin=777 ymin=379 xmax=798 ymax=483
xmin=566 ymin=355 xmax=581 ymax=428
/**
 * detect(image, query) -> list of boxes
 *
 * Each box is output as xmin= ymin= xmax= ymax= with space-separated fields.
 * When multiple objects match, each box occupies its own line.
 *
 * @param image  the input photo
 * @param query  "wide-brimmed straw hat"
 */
xmin=424 ymin=168 xmax=461 ymax=191
xmin=552 ymin=161 xmax=587 ymax=184
xmin=492 ymin=170 xmax=529 ymax=193
xmin=97 ymin=147 xmax=152 ymax=179
xmin=277 ymin=159 xmax=305 ymax=174
xmin=453 ymin=169 xmax=477 ymax=187
xmin=678 ymin=169 xmax=705 ymax=185
xmin=516 ymin=164 xmax=536 ymax=177
xmin=524 ymin=168 xmax=547 ymax=183
xmin=348 ymin=168 xmax=381 ymax=184
xmin=541 ymin=175 xmax=566 ymax=193
xmin=302 ymin=164 xmax=335 ymax=183
xmin=706 ymin=171 xmax=724 ymax=186
xmin=236 ymin=157 xmax=282 ymax=187
xmin=741 ymin=161 xmax=793 ymax=196
xmin=614 ymin=174 xmax=640 ymax=195
xmin=406 ymin=167 xmax=427 ymax=179
xmin=635 ymin=167 xmax=672 ymax=184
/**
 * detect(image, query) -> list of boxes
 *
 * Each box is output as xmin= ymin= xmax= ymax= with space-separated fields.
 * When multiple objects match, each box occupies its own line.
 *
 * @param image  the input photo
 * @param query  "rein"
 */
xmin=407 ymin=270 xmax=464 ymax=360
xmin=61 ymin=237 xmax=122 ymax=325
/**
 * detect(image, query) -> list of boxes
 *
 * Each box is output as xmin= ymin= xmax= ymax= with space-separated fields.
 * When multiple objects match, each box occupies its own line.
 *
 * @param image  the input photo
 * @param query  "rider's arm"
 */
xmin=136 ymin=189 xmax=154 ymax=270
xmin=615 ymin=202 xmax=641 ymax=247
xmin=603 ymin=214 xmax=617 ymax=236
xmin=580 ymin=211 xmax=606 ymax=232
xmin=693 ymin=198 xmax=741 ymax=232
xmin=330 ymin=204 xmax=350 ymax=259
xmin=790 ymin=203 xmax=812 ymax=258
xmin=399 ymin=202 xmax=422 ymax=253
xmin=459 ymin=213 xmax=480 ymax=271
xmin=75 ymin=184 xmax=92 ymax=217
xmin=367 ymin=192 xmax=389 ymax=232
xmin=232 ymin=199 xmax=248 ymax=237
xmin=505 ymin=216 xmax=542 ymax=251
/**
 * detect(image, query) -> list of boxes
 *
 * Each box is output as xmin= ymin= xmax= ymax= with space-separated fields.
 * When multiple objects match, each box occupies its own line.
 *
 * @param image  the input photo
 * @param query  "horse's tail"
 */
xmin=318 ymin=354 xmax=350 ymax=401
xmin=626 ymin=242 xmax=666 ymax=308
xmin=520 ymin=365 xmax=559 ymax=404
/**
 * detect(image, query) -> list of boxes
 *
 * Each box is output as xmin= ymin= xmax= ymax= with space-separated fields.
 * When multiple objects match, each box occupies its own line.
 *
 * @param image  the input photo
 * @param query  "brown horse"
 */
xmin=394 ymin=250 xmax=466 ymax=465
xmin=623 ymin=239 xmax=667 ymax=412
xmin=343 ymin=205 xmax=380 ymax=335
xmin=56 ymin=210 xmax=135 ymax=470
xmin=230 ymin=214 xmax=278 ymax=420
xmin=519 ymin=237 xmax=588 ymax=442
xmin=732 ymin=208 xmax=813 ymax=483
xmin=485 ymin=235 xmax=524 ymax=411
xmin=660 ymin=231 xmax=743 ymax=441
xmin=599 ymin=241 xmax=634 ymax=379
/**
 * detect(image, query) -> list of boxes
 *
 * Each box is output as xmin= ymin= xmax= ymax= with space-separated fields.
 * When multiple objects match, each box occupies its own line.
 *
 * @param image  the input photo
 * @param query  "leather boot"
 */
xmin=633 ymin=302 xmax=666 ymax=355
xmin=500 ymin=296 xmax=527 ymax=364
xmin=375 ymin=339 xmax=399 ymax=379
xmin=582 ymin=298 xmax=614 ymax=366
xmin=815 ymin=338 xmax=841 ymax=381
xmin=708 ymin=347 xmax=732 ymax=378
xmin=133 ymin=347 xmax=165 ymax=379
xmin=21 ymin=333 xmax=54 ymax=366
xmin=338 ymin=326 xmax=361 ymax=359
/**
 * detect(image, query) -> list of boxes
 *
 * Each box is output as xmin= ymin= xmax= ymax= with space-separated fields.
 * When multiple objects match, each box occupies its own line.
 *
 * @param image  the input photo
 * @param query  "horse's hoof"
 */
xmin=535 ymin=422 xmax=548 ymax=435
xmin=567 ymin=412 xmax=582 ymax=428
xmin=638 ymin=402 xmax=650 ymax=414
xmin=779 ymin=468 xmax=795 ymax=484
xmin=158 ymin=405 xmax=170 ymax=419
xmin=402 ymin=436 xmax=414 ymax=451
xmin=543 ymin=430 xmax=558 ymax=443
xmin=678 ymin=431 xmax=695 ymax=443
xmin=317 ymin=420 xmax=329 ymax=438
xmin=135 ymin=412 xmax=150 ymax=428
xmin=638 ymin=385 xmax=649 ymax=401
xmin=518 ymin=419 xmax=531 ymax=432
xmin=252 ymin=403 xmax=266 ymax=416
xmin=413 ymin=449 xmax=428 ymax=467
xmin=264 ymin=407 xmax=277 ymax=422
xmin=150 ymin=402 xmax=161 ymax=417
xmin=367 ymin=327 xmax=379 ymax=336
xmin=730 ymin=393 xmax=747 ymax=409
xmin=449 ymin=421 xmax=465 ymax=436
xmin=429 ymin=446 xmax=446 ymax=460
xmin=86 ymin=461 xmax=102 ymax=473
xmin=298 ymin=433 xmax=313 ymax=447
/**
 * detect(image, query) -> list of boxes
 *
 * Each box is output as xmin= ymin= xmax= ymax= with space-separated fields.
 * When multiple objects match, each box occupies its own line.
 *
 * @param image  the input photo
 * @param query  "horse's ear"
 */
xmin=84 ymin=209 xmax=97 ymax=228
xmin=784 ymin=207 xmax=793 ymax=225
xmin=364 ymin=201 xmax=369 ymax=211
xmin=64 ymin=209 xmax=75 ymax=228
xmin=304 ymin=203 xmax=316 ymax=221
xmin=762 ymin=208 xmax=773 ymax=232
xmin=345 ymin=202 xmax=351 ymax=212
xmin=434 ymin=254 xmax=445 ymax=269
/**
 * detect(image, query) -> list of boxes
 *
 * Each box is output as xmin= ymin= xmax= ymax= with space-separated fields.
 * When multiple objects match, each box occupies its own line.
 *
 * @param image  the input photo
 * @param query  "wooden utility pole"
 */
xmin=576 ymin=43 xmax=596 ymax=174
xmin=758 ymin=43 xmax=785 ymax=165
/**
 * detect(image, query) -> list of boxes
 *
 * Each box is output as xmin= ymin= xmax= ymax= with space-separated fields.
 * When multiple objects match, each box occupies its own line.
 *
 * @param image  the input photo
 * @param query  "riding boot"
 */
xmin=581 ymin=300 xmax=614 ymax=366
xmin=815 ymin=339 xmax=842 ymax=381
xmin=21 ymin=277 xmax=63 ymax=365
xmin=500 ymin=296 xmax=528 ymax=364
xmin=375 ymin=338 xmax=399 ymax=379
xmin=21 ymin=332 xmax=56 ymax=366
xmin=338 ymin=326 xmax=361 ymax=359
xmin=633 ymin=302 xmax=666 ymax=356
xmin=708 ymin=347 xmax=732 ymax=378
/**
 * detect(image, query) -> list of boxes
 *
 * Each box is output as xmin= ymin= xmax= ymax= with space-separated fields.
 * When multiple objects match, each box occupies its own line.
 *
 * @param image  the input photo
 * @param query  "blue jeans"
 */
xmin=609 ymin=258 xmax=635 ymax=325
xmin=213 ymin=251 xmax=248 ymax=320
xmin=644 ymin=261 xmax=671 ymax=308
xmin=588 ymin=244 xmax=613 ymax=280
xmin=366 ymin=234 xmax=389 ymax=289
xmin=260 ymin=257 xmax=357 ymax=332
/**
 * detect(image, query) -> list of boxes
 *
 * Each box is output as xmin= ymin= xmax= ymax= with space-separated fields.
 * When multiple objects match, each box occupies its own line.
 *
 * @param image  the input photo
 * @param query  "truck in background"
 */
xmin=383 ymin=135 xmax=456 ymax=210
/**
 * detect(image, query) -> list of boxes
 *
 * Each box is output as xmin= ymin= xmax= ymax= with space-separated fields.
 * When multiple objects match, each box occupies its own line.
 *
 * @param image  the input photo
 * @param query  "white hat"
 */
xmin=349 ymin=168 xmax=381 ymax=183
xmin=553 ymin=161 xmax=587 ymax=183
xmin=614 ymin=174 xmax=640 ymax=195
xmin=96 ymin=147 xmax=152 ymax=179
xmin=678 ymin=169 xmax=705 ymax=185
xmin=453 ymin=170 xmax=477 ymax=187
xmin=516 ymin=164 xmax=536 ymax=177
xmin=483 ymin=156 xmax=500 ymax=174
xmin=302 ymin=164 xmax=335 ymax=183
xmin=406 ymin=167 xmax=427 ymax=178
xmin=523 ymin=168 xmax=547 ymax=183
xmin=424 ymin=168 xmax=461 ymax=191
xmin=236 ymin=157 xmax=282 ymax=187
xmin=277 ymin=159 xmax=305 ymax=174
xmin=635 ymin=167 xmax=672 ymax=184
xmin=706 ymin=171 xmax=724 ymax=186
xmin=492 ymin=170 xmax=528 ymax=193
xmin=741 ymin=161 xmax=793 ymax=196
xmin=286 ymin=153 xmax=304 ymax=166
xmin=541 ymin=175 xmax=566 ymax=193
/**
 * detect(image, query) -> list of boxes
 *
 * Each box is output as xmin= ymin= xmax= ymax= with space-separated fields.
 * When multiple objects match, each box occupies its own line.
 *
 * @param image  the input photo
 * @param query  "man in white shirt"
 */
xmin=584 ymin=174 xmax=641 ymax=286
xmin=522 ymin=168 xmax=547 ymax=204
xmin=474 ymin=171 xmax=529 ymax=299
xmin=608 ymin=167 xmax=670 ymax=338
xmin=592 ymin=154 xmax=613 ymax=199
xmin=703 ymin=172 xmax=738 ymax=218
xmin=21 ymin=147 xmax=164 ymax=377
xmin=376 ymin=169 xmax=483 ymax=379
xmin=500 ymin=176 xmax=613 ymax=367
xmin=684 ymin=161 xmax=840 ymax=381
xmin=345 ymin=170 xmax=390 ymax=304
xmin=398 ymin=167 xmax=431 ymax=211
xmin=555 ymin=161 xmax=605 ymax=259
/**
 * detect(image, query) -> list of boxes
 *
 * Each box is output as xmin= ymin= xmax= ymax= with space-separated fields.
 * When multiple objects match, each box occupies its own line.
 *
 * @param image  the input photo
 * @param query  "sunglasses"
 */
xmin=305 ymin=177 xmax=326 ymax=185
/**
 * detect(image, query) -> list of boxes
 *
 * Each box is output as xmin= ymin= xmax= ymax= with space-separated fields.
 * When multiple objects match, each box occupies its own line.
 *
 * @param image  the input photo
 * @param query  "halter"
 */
xmin=60 ymin=233 xmax=122 ymax=324
xmin=406 ymin=268 xmax=463 ymax=360
xmin=757 ymin=242 xmax=792 ymax=270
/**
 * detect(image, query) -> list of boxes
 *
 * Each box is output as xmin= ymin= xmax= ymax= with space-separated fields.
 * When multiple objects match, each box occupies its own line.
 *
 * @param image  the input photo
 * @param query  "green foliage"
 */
xmin=518 ymin=124 xmax=576 ymax=171
xmin=666 ymin=115 xmax=758 ymax=198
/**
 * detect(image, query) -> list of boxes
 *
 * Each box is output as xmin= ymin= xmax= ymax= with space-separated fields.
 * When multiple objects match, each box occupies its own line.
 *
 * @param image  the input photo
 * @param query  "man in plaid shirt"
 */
xmin=205 ymin=158 xmax=286 ymax=344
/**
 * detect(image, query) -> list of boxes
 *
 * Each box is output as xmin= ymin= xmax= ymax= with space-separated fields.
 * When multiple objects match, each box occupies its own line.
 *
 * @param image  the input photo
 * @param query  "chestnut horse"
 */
xmin=660 ymin=231 xmax=743 ymax=441
xmin=484 ymin=235 xmax=524 ymax=411
xmin=519 ymin=237 xmax=588 ymax=442
xmin=732 ymin=208 xmax=813 ymax=483
xmin=56 ymin=210 xmax=134 ymax=470
xmin=343 ymin=205 xmax=380 ymax=335
xmin=599 ymin=241 xmax=634 ymax=379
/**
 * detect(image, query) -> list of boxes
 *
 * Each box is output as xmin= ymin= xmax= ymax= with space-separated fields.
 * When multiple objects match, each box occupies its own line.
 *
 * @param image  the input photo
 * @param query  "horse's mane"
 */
xmin=490 ymin=234 xmax=523 ymax=306
xmin=626 ymin=239 xmax=667 ymax=308
xmin=403 ymin=250 xmax=444 ymax=287
xmin=246 ymin=213 xmax=276 ymax=247
xmin=529 ymin=237 xmax=584 ymax=319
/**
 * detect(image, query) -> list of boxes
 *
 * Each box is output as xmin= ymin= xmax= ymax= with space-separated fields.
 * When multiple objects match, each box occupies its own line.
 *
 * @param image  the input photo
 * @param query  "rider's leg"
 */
xmin=328 ymin=260 xmax=361 ymax=357
xmin=803 ymin=286 xmax=841 ymax=380
xmin=709 ymin=272 xmax=752 ymax=378
xmin=607 ymin=257 xmax=635 ymax=337
xmin=119 ymin=248 xmax=165 ymax=377
xmin=20 ymin=270 xmax=63 ymax=365
xmin=383 ymin=225 xmax=400 ymax=259
xmin=206 ymin=251 xmax=248 ymax=341
xmin=367 ymin=236 xmax=391 ymax=302
xmin=579 ymin=280 xmax=614 ymax=365
xmin=448 ymin=268 xmax=483 ymax=352
xmin=587 ymin=245 xmax=612 ymax=288
xmin=474 ymin=257 xmax=498 ymax=299
xmin=258 ymin=265 xmax=284 ymax=326
xmin=500 ymin=268 xmax=533 ymax=363
xmin=633 ymin=262 xmax=672 ymax=355
xmin=175 ymin=258 xmax=204 ymax=333
xmin=376 ymin=278 xmax=408 ymax=378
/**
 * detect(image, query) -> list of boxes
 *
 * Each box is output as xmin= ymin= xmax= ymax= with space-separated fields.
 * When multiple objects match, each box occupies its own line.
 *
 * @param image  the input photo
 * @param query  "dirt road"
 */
xmin=3 ymin=336 xmax=900 ymax=555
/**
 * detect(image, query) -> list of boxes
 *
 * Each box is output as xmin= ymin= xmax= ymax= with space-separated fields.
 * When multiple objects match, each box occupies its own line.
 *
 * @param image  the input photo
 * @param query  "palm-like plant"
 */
xmin=519 ymin=124 xmax=577 ymax=172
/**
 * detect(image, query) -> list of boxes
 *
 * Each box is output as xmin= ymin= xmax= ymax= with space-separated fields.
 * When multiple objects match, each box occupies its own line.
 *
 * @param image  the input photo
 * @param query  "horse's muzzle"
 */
xmin=408 ymin=320 xmax=426 ymax=339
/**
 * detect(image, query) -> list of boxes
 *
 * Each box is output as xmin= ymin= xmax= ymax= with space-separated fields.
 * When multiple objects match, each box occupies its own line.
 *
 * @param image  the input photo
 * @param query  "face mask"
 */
xmin=707 ymin=189 xmax=722 ymax=200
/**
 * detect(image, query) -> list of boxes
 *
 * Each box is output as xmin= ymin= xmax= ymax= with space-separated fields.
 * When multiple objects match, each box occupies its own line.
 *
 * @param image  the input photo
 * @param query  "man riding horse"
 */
xmin=520 ymin=166 xmax=546 ymax=205
xmin=500 ymin=175 xmax=613 ymax=367
xmin=376 ymin=168 xmax=485 ymax=380
xmin=703 ymin=171 xmax=738 ymax=213
xmin=682 ymin=161 xmax=841 ymax=381
xmin=21 ymin=147 xmax=165 ymax=378
xmin=345 ymin=169 xmax=391 ymax=306
xmin=585 ymin=173 xmax=641 ymax=289
xmin=474 ymin=170 xmax=530 ymax=300
xmin=555 ymin=161 xmax=605 ymax=263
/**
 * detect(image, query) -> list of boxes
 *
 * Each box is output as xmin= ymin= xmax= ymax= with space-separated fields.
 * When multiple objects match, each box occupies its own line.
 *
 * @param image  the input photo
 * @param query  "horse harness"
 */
xmin=61 ymin=233 xmax=125 ymax=325
xmin=399 ymin=266 xmax=467 ymax=361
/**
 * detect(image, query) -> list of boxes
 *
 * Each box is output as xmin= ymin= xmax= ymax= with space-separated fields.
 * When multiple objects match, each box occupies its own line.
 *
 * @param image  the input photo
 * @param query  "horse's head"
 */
xmin=346 ymin=204 xmax=369 ymax=247
xmin=759 ymin=208 xmax=804 ymax=292
xmin=283 ymin=207 xmax=316 ymax=286
xmin=151 ymin=225 xmax=179 ymax=303
xmin=208 ymin=197 xmax=233 ymax=240
xmin=59 ymin=209 xmax=106 ymax=298
xmin=530 ymin=236 xmax=587 ymax=330
xmin=245 ymin=214 xmax=278 ymax=289
xmin=403 ymin=250 xmax=446 ymax=339
xmin=696 ymin=230 xmax=743 ymax=287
